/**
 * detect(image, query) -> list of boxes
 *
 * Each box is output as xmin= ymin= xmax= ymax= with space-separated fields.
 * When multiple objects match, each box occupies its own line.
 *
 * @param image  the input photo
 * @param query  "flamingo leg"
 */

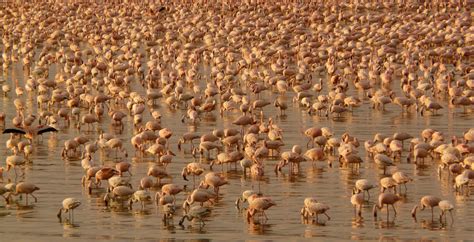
xmin=431 ymin=207 xmax=434 ymax=221
xmin=258 ymin=179 xmax=261 ymax=194
xmin=324 ymin=212 xmax=330 ymax=220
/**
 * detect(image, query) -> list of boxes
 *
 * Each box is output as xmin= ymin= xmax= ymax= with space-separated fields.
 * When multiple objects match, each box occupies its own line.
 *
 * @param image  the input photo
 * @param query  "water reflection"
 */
xmin=61 ymin=220 xmax=80 ymax=229
xmin=162 ymin=216 xmax=177 ymax=228
xmin=86 ymin=187 xmax=107 ymax=198
xmin=247 ymin=222 xmax=273 ymax=235
xmin=14 ymin=205 xmax=36 ymax=217
xmin=303 ymin=227 xmax=329 ymax=238
xmin=376 ymin=235 xmax=406 ymax=242
xmin=351 ymin=216 xmax=365 ymax=228
xmin=374 ymin=219 xmax=397 ymax=229
xmin=5 ymin=173 xmax=25 ymax=184
xmin=0 ymin=8 xmax=472 ymax=239
xmin=275 ymin=172 xmax=306 ymax=183
xmin=331 ymin=116 xmax=348 ymax=123
xmin=419 ymin=219 xmax=446 ymax=230
xmin=62 ymin=222 xmax=81 ymax=238
xmin=132 ymin=208 xmax=153 ymax=216
xmin=392 ymin=112 xmax=416 ymax=126
xmin=179 ymin=224 xmax=208 ymax=234
xmin=105 ymin=205 xmax=134 ymax=214
xmin=395 ymin=194 xmax=409 ymax=204
xmin=301 ymin=217 xmax=329 ymax=226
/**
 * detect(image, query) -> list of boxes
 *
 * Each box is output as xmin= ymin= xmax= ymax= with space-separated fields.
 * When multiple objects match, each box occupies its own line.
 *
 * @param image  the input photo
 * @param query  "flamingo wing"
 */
xmin=2 ymin=128 xmax=26 ymax=134
xmin=37 ymin=126 xmax=59 ymax=135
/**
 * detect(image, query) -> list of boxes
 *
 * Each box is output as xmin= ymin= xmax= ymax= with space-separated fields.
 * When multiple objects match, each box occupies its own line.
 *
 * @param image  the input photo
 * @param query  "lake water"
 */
xmin=0 ymin=3 xmax=473 ymax=241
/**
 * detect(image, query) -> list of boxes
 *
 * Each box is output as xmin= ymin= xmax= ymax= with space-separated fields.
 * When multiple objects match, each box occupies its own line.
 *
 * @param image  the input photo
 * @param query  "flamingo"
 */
xmin=246 ymin=194 xmax=276 ymax=224
xmin=179 ymin=206 xmax=211 ymax=226
xmin=182 ymin=188 xmax=217 ymax=211
xmin=7 ymin=182 xmax=40 ymax=206
xmin=411 ymin=195 xmax=442 ymax=221
xmin=104 ymin=186 xmax=134 ymax=209
xmin=3 ymin=125 xmax=58 ymax=142
xmin=351 ymin=191 xmax=364 ymax=217
xmin=57 ymin=198 xmax=81 ymax=222
xmin=130 ymin=190 xmax=152 ymax=210
xmin=373 ymin=193 xmax=400 ymax=220
xmin=300 ymin=197 xmax=330 ymax=223
xmin=181 ymin=162 xmax=205 ymax=187
xmin=235 ymin=190 xmax=259 ymax=210
xmin=199 ymin=172 xmax=228 ymax=198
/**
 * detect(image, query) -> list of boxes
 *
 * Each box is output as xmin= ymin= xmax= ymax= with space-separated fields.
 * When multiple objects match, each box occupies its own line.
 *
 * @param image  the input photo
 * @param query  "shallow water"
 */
xmin=0 ymin=12 xmax=473 ymax=242
xmin=1 ymin=56 xmax=473 ymax=241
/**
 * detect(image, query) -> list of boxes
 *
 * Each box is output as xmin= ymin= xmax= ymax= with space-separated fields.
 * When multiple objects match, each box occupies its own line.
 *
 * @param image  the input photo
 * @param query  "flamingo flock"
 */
xmin=0 ymin=0 xmax=472 ymax=239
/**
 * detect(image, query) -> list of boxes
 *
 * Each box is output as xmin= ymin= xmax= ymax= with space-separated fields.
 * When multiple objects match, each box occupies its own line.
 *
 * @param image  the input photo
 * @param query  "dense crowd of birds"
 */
xmin=0 ymin=0 xmax=473 ymax=231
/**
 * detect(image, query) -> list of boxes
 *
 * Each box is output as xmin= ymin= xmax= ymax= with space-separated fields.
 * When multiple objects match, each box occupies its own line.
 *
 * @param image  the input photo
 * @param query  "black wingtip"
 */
xmin=2 ymin=128 xmax=26 ymax=135
xmin=37 ymin=126 xmax=58 ymax=135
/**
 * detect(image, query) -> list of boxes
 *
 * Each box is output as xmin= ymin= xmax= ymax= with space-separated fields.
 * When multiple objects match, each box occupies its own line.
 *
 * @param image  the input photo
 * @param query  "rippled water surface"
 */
xmin=1 ymin=44 xmax=473 ymax=242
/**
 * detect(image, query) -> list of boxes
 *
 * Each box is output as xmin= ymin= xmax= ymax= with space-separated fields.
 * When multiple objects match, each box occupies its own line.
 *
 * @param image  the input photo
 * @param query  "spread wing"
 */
xmin=2 ymin=128 xmax=26 ymax=135
xmin=37 ymin=126 xmax=58 ymax=135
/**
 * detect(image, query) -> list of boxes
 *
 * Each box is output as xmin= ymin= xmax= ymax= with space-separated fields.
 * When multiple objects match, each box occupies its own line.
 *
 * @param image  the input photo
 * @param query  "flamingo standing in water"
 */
xmin=300 ymin=197 xmax=330 ymax=223
xmin=235 ymin=190 xmax=259 ymax=210
xmin=7 ymin=182 xmax=40 ymax=206
xmin=411 ymin=195 xmax=443 ymax=221
xmin=373 ymin=193 xmax=400 ymax=220
xmin=181 ymin=162 xmax=205 ymax=188
xmin=246 ymin=194 xmax=276 ymax=224
xmin=57 ymin=197 xmax=81 ymax=222
xmin=351 ymin=191 xmax=364 ymax=217
xmin=198 ymin=172 xmax=228 ymax=198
